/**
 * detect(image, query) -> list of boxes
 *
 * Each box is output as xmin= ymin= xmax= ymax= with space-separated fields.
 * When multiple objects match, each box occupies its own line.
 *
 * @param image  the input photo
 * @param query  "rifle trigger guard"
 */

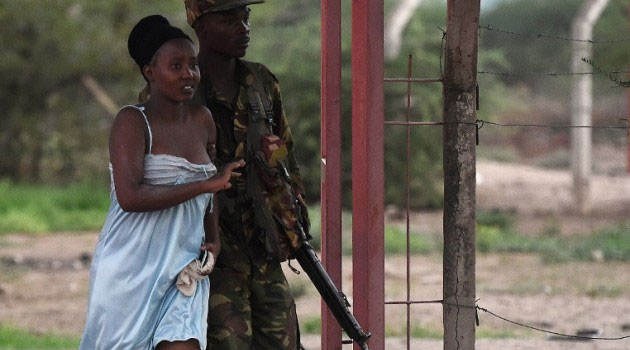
xmin=287 ymin=259 xmax=301 ymax=274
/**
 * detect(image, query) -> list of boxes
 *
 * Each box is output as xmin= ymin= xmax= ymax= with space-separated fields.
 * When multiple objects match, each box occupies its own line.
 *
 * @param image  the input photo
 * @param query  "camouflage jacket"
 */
xmin=197 ymin=59 xmax=307 ymax=266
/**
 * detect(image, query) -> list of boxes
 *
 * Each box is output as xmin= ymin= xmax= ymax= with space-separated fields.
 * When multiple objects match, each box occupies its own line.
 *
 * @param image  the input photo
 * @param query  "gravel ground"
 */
xmin=1 ymin=161 xmax=630 ymax=349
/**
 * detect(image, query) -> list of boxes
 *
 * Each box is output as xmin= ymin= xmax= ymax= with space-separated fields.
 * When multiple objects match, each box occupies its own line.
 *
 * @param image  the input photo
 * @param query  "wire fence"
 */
xmin=479 ymin=24 xmax=630 ymax=44
xmin=383 ymin=19 xmax=630 ymax=350
xmin=384 ymin=299 xmax=630 ymax=341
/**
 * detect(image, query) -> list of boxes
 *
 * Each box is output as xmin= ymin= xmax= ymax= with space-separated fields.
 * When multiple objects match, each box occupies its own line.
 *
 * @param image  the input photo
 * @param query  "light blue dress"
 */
xmin=80 ymin=106 xmax=216 ymax=350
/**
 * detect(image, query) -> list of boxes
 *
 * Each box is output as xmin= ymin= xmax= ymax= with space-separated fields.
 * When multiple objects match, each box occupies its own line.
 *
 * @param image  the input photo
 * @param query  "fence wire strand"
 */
xmin=386 ymin=299 xmax=630 ymax=341
xmin=478 ymin=70 xmax=630 ymax=78
xmin=479 ymin=24 xmax=630 ymax=44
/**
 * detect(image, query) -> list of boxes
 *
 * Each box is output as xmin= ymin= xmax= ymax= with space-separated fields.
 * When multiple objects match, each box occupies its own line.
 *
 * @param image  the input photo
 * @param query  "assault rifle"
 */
xmin=294 ymin=241 xmax=372 ymax=350
xmin=280 ymin=165 xmax=371 ymax=350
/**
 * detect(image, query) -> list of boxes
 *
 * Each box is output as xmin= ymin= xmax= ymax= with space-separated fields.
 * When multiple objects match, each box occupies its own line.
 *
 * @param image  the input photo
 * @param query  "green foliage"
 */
xmin=0 ymin=0 xmax=185 ymax=184
xmin=477 ymin=224 xmax=503 ymax=253
xmin=0 ymin=180 xmax=109 ymax=234
xmin=0 ymin=324 xmax=79 ymax=348
xmin=307 ymin=207 xmax=434 ymax=255
xmin=383 ymin=226 xmax=433 ymax=255
xmin=477 ymin=210 xmax=514 ymax=230
xmin=301 ymin=316 xmax=322 ymax=334
xmin=480 ymin=0 xmax=630 ymax=92
xmin=571 ymin=225 xmax=630 ymax=262
xmin=385 ymin=324 xmax=442 ymax=338
xmin=476 ymin=210 xmax=630 ymax=263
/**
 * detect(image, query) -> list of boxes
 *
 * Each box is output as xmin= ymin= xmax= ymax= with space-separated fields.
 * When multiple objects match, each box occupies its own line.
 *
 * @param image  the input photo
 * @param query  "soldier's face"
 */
xmin=196 ymin=6 xmax=251 ymax=58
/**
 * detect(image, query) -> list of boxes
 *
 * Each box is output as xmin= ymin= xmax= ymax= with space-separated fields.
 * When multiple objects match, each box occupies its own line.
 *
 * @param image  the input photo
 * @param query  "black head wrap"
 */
xmin=127 ymin=15 xmax=192 ymax=70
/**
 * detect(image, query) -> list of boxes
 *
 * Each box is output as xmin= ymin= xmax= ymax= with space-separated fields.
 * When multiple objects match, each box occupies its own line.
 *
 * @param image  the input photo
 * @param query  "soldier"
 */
xmin=183 ymin=1 xmax=309 ymax=349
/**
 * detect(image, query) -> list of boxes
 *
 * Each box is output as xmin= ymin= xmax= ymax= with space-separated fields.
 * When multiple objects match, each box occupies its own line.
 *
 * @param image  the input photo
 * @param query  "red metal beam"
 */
xmin=352 ymin=0 xmax=385 ymax=349
xmin=320 ymin=0 xmax=343 ymax=349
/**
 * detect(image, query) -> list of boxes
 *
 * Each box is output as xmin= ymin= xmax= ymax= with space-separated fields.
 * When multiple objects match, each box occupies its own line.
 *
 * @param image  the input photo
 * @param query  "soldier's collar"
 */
xmin=202 ymin=59 xmax=250 ymax=106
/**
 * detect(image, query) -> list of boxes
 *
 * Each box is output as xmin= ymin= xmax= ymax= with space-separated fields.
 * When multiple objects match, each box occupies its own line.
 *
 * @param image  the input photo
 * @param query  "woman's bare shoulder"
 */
xmin=110 ymin=105 xmax=147 ymax=137
xmin=189 ymin=104 xmax=214 ymax=129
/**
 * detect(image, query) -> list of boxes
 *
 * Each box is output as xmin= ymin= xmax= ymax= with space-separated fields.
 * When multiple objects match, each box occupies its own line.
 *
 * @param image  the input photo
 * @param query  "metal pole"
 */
xmin=442 ymin=0 xmax=480 ymax=349
xmin=352 ymin=0 xmax=385 ymax=348
xmin=570 ymin=0 xmax=610 ymax=213
xmin=321 ymin=0 xmax=343 ymax=348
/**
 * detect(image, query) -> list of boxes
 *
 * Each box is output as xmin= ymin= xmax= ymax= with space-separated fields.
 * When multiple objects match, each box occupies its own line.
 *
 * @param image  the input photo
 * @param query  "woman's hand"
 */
xmin=199 ymin=242 xmax=218 ymax=276
xmin=207 ymin=159 xmax=245 ymax=192
xmin=200 ymin=242 xmax=219 ymax=256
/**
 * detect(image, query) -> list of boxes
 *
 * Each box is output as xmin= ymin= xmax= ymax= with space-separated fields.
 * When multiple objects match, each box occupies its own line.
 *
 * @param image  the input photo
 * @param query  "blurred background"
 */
xmin=1 ymin=0 xmax=630 ymax=348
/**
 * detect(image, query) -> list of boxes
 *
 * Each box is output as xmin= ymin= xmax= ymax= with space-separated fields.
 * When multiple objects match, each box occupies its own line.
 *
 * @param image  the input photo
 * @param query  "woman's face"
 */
xmin=144 ymin=38 xmax=200 ymax=102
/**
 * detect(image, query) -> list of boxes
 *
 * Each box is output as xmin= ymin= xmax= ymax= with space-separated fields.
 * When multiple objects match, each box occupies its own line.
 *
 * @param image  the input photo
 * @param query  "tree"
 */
xmin=0 ymin=1 xmax=182 ymax=183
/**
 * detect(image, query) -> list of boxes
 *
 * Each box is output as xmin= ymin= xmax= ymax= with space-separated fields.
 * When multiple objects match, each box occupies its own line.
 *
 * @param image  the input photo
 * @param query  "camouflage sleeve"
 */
xmin=269 ymin=73 xmax=307 ymax=198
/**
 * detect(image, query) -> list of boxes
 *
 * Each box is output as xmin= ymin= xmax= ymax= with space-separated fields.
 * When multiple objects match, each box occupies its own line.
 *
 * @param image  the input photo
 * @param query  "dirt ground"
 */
xmin=1 ymin=160 xmax=630 ymax=349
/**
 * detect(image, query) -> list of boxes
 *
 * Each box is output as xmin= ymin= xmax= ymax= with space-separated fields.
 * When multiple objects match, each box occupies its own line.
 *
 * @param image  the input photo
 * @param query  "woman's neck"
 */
xmin=143 ymin=96 xmax=186 ymax=122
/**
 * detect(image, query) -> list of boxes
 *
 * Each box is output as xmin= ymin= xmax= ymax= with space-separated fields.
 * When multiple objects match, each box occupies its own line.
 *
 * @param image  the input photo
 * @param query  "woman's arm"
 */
xmin=201 ymin=194 xmax=220 ymax=258
xmin=201 ymin=105 xmax=221 ymax=273
xmin=109 ymin=106 xmax=241 ymax=212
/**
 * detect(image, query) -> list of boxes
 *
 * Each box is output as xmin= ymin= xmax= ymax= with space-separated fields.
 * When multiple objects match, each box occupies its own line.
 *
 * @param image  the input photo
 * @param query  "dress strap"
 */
xmin=120 ymin=105 xmax=153 ymax=154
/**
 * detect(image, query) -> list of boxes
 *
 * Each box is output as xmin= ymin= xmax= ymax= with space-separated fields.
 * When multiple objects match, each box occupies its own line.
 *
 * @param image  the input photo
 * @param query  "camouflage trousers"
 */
xmin=206 ymin=259 xmax=299 ymax=350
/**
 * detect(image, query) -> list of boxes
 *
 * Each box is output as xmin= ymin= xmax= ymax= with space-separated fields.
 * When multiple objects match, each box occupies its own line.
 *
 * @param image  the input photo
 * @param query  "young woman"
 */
xmin=79 ymin=15 xmax=243 ymax=350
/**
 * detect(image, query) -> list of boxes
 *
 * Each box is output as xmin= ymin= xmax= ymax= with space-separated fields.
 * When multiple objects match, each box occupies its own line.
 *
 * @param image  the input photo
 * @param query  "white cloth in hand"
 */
xmin=175 ymin=251 xmax=215 ymax=297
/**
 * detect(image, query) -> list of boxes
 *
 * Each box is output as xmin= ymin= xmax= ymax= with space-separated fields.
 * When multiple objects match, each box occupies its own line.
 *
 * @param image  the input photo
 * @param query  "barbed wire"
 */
xmin=582 ymin=58 xmax=630 ymax=88
xmin=478 ymin=70 xmax=630 ymax=78
xmin=386 ymin=299 xmax=630 ymax=341
xmin=477 ymin=119 xmax=628 ymax=130
xmin=387 ymin=119 xmax=629 ymax=130
xmin=438 ymin=26 xmax=446 ymax=77
xmin=479 ymin=24 xmax=630 ymax=44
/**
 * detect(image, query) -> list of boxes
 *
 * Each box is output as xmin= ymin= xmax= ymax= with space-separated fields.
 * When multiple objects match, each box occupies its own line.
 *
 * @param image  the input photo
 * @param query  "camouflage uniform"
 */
xmin=198 ymin=59 xmax=306 ymax=350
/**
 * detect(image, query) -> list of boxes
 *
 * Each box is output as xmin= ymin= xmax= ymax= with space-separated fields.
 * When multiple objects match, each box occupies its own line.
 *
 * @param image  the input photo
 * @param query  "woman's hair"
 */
xmin=127 ymin=15 xmax=192 ymax=71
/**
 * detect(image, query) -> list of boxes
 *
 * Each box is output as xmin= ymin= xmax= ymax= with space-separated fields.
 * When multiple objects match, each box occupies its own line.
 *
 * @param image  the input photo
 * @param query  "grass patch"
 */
xmin=0 ymin=324 xmax=79 ymax=349
xmin=476 ymin=328 xmax=524 ymax=339
xmin=0 ymin=180 xmax=110 ymax=235
xmin=585 ymin=285 xmax=624 ymax=298
xmin=476 ymin=210 xmax=630 ymax=263
xmin=386 ymin=324 xmax=443 ymax=338
xmin=304 ymin=317 xmax=523 ymax=339
xmin=308 ymin=208 xmax=435 ymax=255
xmin=301 ymin=316 xmax=322 ymax=334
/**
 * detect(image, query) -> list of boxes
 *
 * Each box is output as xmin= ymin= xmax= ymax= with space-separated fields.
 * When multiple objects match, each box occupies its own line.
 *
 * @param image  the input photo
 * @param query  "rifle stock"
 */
xmin=294 ymin=241 xmax=371 ymax=350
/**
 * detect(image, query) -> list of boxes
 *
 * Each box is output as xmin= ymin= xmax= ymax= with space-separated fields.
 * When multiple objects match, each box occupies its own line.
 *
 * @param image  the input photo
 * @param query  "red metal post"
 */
xmin=321 ymin=0 xmax=343 ymax=349
xmin=352 ymin=0 xmax=385 ymax=349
